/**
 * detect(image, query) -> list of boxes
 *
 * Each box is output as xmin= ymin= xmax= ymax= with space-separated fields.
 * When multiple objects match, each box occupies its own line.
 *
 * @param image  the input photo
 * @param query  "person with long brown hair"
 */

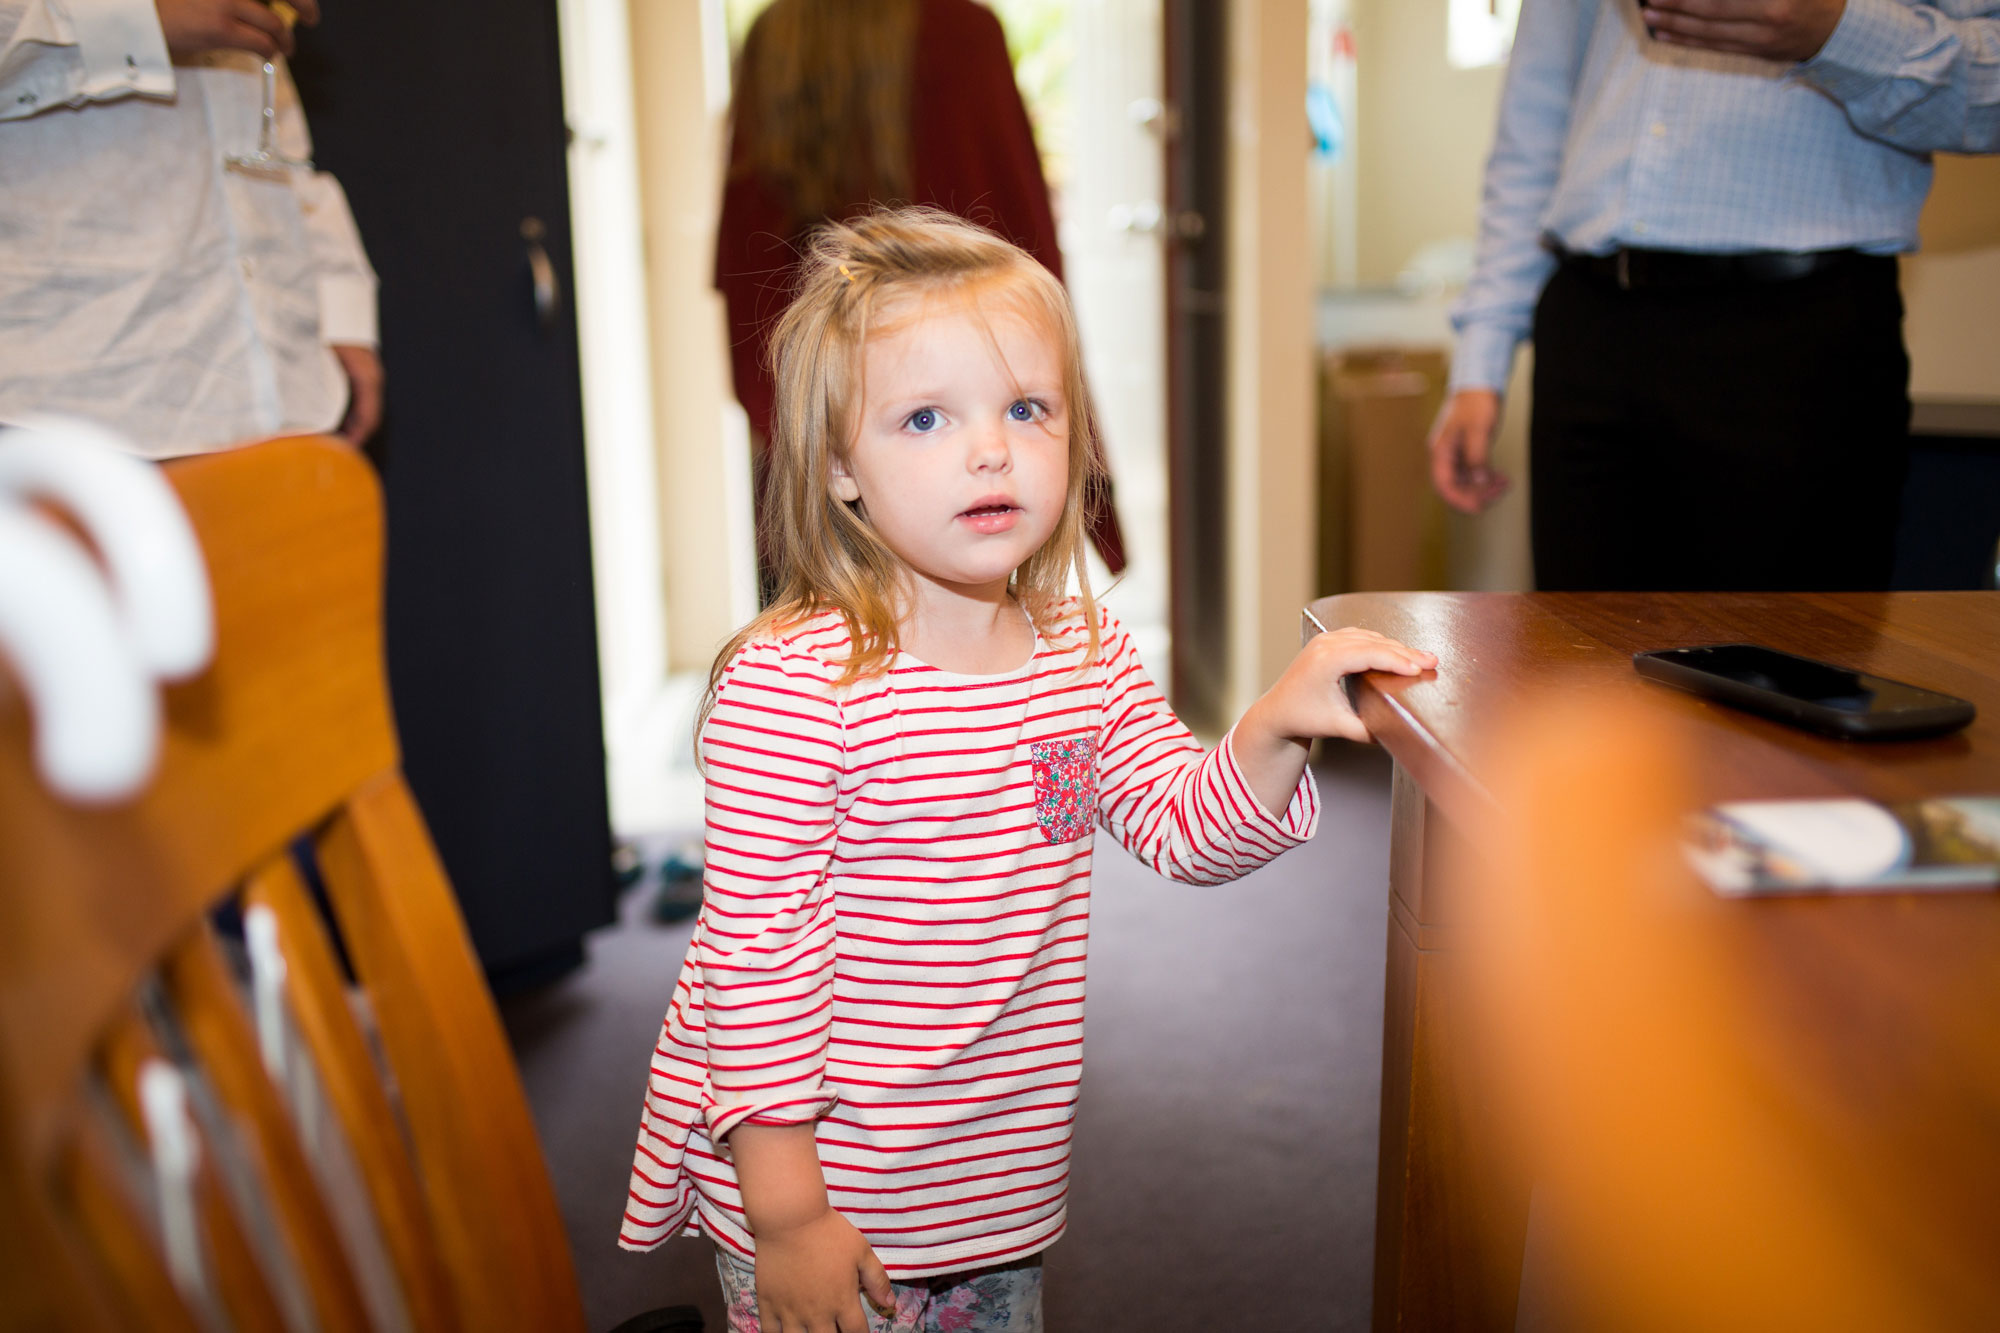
xmin=715 ymin=0 xmax=1126 ymax=599
xmin=621 ymin=209 xmax=1435 ymax=1333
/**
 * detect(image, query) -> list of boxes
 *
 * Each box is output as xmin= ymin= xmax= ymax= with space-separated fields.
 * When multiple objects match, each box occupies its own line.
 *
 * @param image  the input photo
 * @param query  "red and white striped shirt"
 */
xmin=619 ymin=602 xmax=1319 ymax=1276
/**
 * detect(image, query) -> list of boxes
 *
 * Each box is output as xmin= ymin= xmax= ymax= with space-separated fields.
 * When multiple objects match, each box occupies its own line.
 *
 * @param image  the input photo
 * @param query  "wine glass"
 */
xmin=225 ymin=2 xmax=313 ymax=178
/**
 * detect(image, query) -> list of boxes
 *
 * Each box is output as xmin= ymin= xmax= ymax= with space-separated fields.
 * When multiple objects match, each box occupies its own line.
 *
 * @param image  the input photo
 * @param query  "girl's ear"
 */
xmin=829 ymin=455 xmax=862 ymax=503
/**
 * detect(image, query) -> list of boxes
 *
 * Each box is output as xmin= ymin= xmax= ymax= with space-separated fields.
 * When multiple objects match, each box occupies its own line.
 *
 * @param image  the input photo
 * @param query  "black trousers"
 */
xmin=1528 ymin=256 xmax=1912 ymax=592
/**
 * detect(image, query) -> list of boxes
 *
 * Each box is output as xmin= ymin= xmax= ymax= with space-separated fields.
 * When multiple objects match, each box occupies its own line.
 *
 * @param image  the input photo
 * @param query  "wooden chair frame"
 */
xmin=1 ymin=439 xmax=591 ymax=1332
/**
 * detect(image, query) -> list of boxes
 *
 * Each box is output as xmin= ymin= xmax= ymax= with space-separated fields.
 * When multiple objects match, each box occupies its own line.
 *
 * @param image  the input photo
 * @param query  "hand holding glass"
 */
xmin=226 ymin=2 xmax=312 ymax=177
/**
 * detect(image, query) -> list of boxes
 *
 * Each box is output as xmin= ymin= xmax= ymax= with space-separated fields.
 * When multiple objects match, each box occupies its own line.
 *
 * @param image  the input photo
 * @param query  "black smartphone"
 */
xmin=1632 ymin=643 xmax=1977 ymax=741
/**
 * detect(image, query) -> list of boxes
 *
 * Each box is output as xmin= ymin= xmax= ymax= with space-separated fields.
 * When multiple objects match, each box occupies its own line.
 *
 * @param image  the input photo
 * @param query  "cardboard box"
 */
xmin=1318 ymin=346 xmax=1450 ymax=593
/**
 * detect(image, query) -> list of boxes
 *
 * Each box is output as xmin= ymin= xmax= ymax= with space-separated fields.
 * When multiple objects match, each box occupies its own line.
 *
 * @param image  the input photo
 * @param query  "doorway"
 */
xmin=559 ymin=0 xmax=750 ymax=839
xmin=1062 ymin=0 xmax=1173 ymax=683
xmin=562 ymin=0 xmax=1179 ymax=842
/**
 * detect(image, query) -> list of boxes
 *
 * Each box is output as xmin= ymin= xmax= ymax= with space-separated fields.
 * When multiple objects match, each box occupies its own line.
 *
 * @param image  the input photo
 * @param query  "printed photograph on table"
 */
xmin=1686 ymin=796 xmax=2000 ymax=896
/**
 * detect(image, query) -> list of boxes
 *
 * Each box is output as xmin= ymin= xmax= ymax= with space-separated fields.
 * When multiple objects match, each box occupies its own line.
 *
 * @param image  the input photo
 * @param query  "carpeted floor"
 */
xmin=500 ymin=741 xmax=1394 ymax=1333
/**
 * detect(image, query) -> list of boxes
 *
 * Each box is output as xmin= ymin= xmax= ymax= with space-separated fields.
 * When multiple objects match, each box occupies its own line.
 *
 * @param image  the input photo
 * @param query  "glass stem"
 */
xmin=259 ymin=60 xmax=278 ymax=158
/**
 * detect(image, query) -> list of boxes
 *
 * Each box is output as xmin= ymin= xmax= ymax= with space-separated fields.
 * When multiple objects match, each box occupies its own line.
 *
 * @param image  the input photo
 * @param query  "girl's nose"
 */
xmin=967 ymin=418 xmax=1012 ymax=473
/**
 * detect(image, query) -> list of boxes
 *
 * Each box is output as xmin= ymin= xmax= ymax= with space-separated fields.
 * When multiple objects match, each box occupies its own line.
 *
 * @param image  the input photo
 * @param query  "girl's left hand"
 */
xmin=1256 ymin=627 xmax=1437 ymax=745
xmin=1231 ymin=627 xmax=1436 ymax=817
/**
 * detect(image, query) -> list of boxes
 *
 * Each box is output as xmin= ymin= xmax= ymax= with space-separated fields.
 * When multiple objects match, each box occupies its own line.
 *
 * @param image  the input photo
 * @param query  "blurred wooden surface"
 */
xmin=0 ymin=438 xmax=585 ymax=1332
xmin=1311 ymin=592 xmax=2000 ymax=1332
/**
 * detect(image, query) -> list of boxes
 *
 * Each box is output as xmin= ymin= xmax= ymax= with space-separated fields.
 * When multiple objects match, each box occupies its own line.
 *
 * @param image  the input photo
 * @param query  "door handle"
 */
xmin=1107 ymin=201 xmax=1207 ymax=243
xmin=521 ymin=216 xmax=562 ymax=329
xmin=1127 ymin=97 xmax=1182 ymax=139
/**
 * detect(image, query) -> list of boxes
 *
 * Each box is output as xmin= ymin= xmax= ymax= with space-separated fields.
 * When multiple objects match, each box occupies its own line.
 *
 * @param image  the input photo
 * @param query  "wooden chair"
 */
xmin=0 ymin=438 xmax=697 ymax=1333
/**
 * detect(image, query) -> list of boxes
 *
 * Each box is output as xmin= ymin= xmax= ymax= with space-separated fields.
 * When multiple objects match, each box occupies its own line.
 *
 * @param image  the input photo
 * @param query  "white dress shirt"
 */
xmin=1449 ymin=0 xmax=2000 ymax=394
xmin=0 ymin=0 xmax=377 ymax=458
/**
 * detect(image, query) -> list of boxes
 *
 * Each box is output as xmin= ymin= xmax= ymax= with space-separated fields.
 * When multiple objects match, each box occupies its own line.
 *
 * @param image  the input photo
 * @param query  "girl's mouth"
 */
xmin=959 ymin=503 xmax=1021 ymax=534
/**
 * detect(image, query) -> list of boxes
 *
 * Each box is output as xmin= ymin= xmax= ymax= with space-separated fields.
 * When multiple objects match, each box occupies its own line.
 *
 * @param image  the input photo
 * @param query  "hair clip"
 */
xmin=839 ymin=263 xmax=856 ymax=285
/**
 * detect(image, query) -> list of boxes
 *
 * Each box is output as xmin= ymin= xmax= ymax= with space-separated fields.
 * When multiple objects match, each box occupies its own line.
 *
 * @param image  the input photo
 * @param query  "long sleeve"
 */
xmin=1448 ymin=0 xmax=1594 ymax=393
xmin=695 ymin=638 xmax=847 ymax=1147
xmin=1094 ymin=621 xmax=1319 ymax=883
xmin=1803 ymin=0 xmax=2000 ymax=154
xmin=0 ymin=0 xmax=171 ymax=120
xmin=628 ymin=607 xmax=1298 ymax=1270
xmin=267 ymin=59 xmax=378 ymax=347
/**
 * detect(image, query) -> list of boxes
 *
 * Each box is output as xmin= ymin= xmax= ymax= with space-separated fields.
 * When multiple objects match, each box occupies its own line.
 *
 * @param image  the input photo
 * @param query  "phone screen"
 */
xmin=1662 ymin=645 xmax=1944 ymax=715
xmin=1682 ymin=646 xmax=1875 ymax=711
xmin=1634 ymin=643 xmax=1977 ymax=739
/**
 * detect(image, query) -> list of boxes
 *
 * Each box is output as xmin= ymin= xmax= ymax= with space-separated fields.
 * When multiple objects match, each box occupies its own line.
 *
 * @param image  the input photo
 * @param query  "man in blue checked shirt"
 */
xmin=1432 ymin=0 xmax=2000 ymax=592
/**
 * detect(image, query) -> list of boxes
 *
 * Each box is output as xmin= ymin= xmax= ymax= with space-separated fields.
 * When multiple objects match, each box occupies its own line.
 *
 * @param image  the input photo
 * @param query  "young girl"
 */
xmin=620 ymin=208 xmax=1435 ymax=1333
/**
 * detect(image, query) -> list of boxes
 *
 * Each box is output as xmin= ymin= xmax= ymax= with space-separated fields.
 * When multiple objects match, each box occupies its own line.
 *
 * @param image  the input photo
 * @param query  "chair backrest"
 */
xmin=0 ymin=438 xmax=586 ymax=1333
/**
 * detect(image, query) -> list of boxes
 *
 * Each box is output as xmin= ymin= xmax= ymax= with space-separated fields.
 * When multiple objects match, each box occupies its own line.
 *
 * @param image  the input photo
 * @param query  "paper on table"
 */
xmin=1686 ymin=796 xmax=2000 ymax=896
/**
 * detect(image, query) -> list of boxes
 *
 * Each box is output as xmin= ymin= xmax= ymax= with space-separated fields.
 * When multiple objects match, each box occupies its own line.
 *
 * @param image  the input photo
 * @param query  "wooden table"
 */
xmin=1306 ymin=592 xmax=2000 ymax=1332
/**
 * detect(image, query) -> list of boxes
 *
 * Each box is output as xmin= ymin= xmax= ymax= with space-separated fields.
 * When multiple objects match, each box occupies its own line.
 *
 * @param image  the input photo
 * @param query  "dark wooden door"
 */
xmin=1164 ymin=0 xmax=1230 ymax=734
xmin=292 ymin=6 xmax=615 ymax=982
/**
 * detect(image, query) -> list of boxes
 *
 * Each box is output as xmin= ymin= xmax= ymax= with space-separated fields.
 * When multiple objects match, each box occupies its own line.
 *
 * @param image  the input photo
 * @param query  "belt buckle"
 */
xmin=1617 ymin=248 xmax=1632 ymax=290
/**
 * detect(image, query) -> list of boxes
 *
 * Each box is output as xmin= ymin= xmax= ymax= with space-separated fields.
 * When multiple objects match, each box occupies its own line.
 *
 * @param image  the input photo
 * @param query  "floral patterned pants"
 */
xmin=715 ymin=1246 xmax=1044 ymax=1333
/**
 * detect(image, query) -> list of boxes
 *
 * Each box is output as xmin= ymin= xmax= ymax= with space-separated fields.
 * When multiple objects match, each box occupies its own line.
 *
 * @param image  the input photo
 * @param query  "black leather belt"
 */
xmin=1555 ymin=244 xmax=1873 ymax=291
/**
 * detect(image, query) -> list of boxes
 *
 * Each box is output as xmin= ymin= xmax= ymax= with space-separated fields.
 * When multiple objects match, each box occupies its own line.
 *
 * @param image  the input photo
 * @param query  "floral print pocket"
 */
xmin=1030 ymin=735 xmax=1098 ymax=845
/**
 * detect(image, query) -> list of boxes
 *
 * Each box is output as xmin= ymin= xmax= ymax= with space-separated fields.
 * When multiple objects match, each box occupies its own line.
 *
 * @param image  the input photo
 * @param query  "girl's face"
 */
xmin=832 ymin=293 xmax=1070 ymax=603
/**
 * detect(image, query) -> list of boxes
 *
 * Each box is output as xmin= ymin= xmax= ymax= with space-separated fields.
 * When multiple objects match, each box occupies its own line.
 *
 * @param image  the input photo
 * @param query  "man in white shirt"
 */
xmin=0 ymin=0 xmax=382 ymax=459
xmin=1431 ymin=0 xmax=1998 ymax=592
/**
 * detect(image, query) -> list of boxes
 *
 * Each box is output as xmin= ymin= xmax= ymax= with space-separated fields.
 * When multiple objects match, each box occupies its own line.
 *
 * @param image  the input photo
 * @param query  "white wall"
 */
xmin=631 ymin=0 xmax=758 ymax=675
xmin=1349 ymin=0 xmax=1503 ymax=288
xmin=1227 ymin=0 xmax=1319 ymax=715
xmin=555 ymin=0 xmax=669 ymax=737
xmin=1064 ymin=0 xmax=1171 ymax=660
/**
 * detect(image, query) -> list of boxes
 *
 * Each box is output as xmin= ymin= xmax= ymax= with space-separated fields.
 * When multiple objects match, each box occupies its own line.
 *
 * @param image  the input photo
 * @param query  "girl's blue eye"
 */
xmin=906 ymin=408 xmax=940 ymax=433
xmin=1009 ymin=400 xmax=1043 ymax=422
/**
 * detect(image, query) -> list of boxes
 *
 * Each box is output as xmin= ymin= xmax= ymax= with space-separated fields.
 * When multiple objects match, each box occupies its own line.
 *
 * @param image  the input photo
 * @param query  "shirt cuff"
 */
xmin=1447 ymin=322 xmax=1520 ymax=394
xmin=704 ymin=1090 xmax=841 ymax=1156
xmin=64 ymin=0 xmax=172 ymax=100
xmin=318 ymin=274 xmax=380 ymax=347
xmin=0 ymin=0 xmax=171 ymax=118
xmin=1800 ymin=0 xmax=1932 ymax=104
xmin=1217 ymin=725 xmax=1321 ymax=845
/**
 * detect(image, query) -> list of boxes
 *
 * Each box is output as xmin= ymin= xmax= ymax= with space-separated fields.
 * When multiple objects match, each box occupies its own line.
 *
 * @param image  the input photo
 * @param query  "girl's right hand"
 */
xmin=753 ymin=1206 xmax=894 ymax=1333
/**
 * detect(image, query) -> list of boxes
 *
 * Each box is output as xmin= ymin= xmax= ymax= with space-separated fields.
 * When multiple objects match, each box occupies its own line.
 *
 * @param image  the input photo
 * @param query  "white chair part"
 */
xmin=0 ymin=417 xmax=213 ymax=680
xmin=0 ymin=505 xmax=159 ymax=802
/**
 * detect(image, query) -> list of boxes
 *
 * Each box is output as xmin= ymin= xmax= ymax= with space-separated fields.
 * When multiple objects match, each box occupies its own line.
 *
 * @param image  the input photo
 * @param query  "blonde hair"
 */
xmin=733 ymin=0 xmax=919 ymax=226
xmin=700 ymin=207 xmax=1104 ymax=740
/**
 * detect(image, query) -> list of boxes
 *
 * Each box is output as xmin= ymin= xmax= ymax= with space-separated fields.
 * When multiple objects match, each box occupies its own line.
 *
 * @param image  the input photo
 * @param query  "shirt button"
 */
xmin=241 ymin=258 xmax=255 ymax=277
xmin=1650 ymin=121 xmax=1667 ymax=137
xmin=1633 ymin=221 xmax=1650 ymax=236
